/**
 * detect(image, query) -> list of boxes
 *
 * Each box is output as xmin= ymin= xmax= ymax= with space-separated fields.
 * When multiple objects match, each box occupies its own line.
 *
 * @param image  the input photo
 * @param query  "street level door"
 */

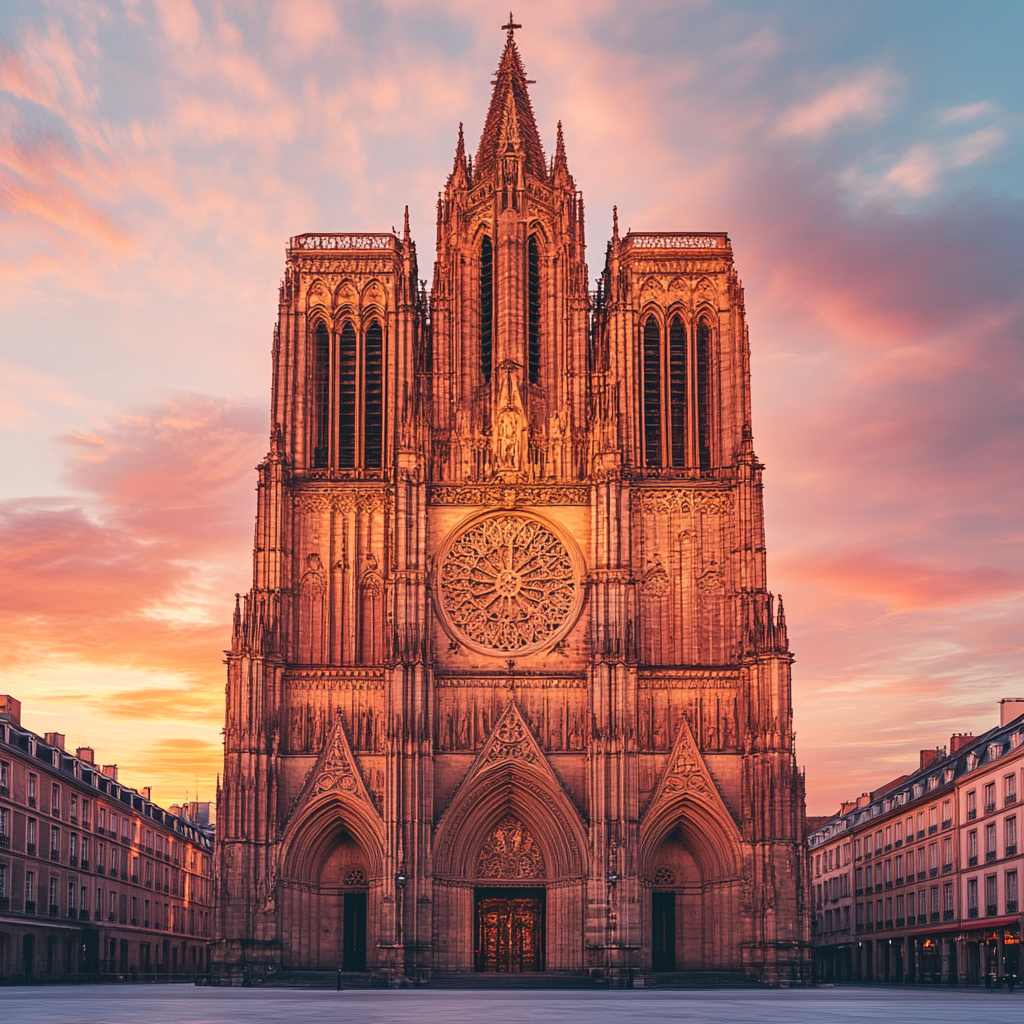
xmin=652 ymin=892 xmax=676 ymax=972
xmin=342 ymin=892 xmax=367 ymax=971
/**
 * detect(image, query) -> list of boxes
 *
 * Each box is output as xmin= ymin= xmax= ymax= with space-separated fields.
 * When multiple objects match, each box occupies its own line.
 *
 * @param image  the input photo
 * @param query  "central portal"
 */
xmin=474 ymin=888 xmax=545 ymax=972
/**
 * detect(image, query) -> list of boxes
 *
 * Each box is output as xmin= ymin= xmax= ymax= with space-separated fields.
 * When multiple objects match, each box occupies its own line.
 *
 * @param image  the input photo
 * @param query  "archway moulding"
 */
xmin=434 ymin=700 xmax=588 ymax=881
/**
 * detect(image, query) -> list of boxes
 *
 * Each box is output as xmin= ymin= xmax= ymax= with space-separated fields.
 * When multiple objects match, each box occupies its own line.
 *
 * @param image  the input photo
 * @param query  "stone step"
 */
xmin=647 ymin=970 xmax=762 ymax=988
xmin=253 ymin=970 xmax=378 ymax=988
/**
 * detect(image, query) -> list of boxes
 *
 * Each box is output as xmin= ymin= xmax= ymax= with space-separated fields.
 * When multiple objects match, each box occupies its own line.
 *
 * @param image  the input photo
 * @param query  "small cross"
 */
xmin=502 ymin=12 xmax=521 ymax=37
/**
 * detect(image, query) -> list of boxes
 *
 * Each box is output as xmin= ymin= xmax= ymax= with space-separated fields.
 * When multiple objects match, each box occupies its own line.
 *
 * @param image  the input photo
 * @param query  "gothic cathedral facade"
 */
xmin=215 ymin=28 xmax=809 ymax=985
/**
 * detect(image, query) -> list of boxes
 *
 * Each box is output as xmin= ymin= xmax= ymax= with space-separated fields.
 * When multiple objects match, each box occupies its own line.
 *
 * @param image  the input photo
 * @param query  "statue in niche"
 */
xmin=653 ymin=703 xmax=668 ymax=750
xmin=456 ymin=707 xmax=470 ymax=750
xmin=568 ymin=709 xmax=583 ymax=750
xmin=490 ymin=362 xmax=528 ymax=479
xmin=549 ymin=706 xmax=563 ymax=751
xmin=443 ymin=709 xmax=454 ymax=750
xmin=290 ymin=706 xmax=304 ymax=752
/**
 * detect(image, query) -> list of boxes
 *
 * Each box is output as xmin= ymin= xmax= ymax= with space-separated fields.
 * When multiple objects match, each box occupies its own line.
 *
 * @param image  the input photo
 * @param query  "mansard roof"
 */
xmin=474 ymin=33 xmax=547 ymax=183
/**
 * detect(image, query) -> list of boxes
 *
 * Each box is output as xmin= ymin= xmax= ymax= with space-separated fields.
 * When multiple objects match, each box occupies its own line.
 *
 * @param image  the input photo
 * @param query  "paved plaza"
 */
xmin=2 ymin=985 xmax=1022 ymax=1024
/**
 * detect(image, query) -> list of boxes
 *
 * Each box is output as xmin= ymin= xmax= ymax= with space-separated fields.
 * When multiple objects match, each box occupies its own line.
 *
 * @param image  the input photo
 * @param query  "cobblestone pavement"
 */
xmin=3 ymin=984 xmax=1022 ymax=1024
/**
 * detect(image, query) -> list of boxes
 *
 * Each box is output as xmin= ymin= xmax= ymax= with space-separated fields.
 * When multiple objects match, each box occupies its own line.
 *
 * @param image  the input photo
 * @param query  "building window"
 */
xmin=985 ymin=874 xmax=998 ymax=916
xmin=641 ymin=316 xmax=662 ymax=467
xmin=1005 ymin=815 xmax=1018 ymax=856
xmin=986 ymin=822 xmax=997 ymax=861
xmin=928 ymin=842 xmax=939 ymax=874
xmin=51 ymin=784 xmax=60 ymax=816
xmin=311 ymin=321 xmax=330 ymax=467
xmin=25 ymin=870 xmax=34 ymax=909
xmin=1007 ymin=869 xmax=1018 ymax=914
xmin=930 ymin=885 xmax=939 ymax=921
xmin=81 ymin=799 xmax=90 ymax=826
xmin=968 ymin=828 xmax=978 ymax=865
xmin=27 ymin=817 xmax=37 ymax=854
xmin=984 ymin=782 xmax=996 ymax=814
xmin=67 ymin=880 xmax=75 ymax=914
xmin=695 ymin=318 xmax=712 ymax=470
xmin=48 ymin=876 xmax=58 ymax=913
xmin=943 ymin=882 xmax=954 ymax=920
xmin=50 ymin=826 xmax=60 ymax=861
xmin=0 ymin=759 xmax=8 ymax=795
xmin=942 ymin=836 xmax=952 ymax=872
xmin=28 ymin=772 xmax=37 ymax=808
xmin=70 ymin=793 xmax=77 ymax=822
xmin=967 ymin=876 xmax=979 ymax=918
xmin=907 ymin=890 xmax=916 ymax=922
xmin=527 ymin=235 xmax=541 ymax=384
xmin=0 ymin=806 xmax=9 ymax=849
xmin=480 ymin=235 xmax=493 ymax=383
xmin=309 ymin=319 xmax=386 ymax=471
xmin=1006 ymin=774 xmax=1018 ymax=806
xmin=865 ymin=834 xmax=873 ymax=857
xmin=941 ymin=799 xmax=951 ymax=828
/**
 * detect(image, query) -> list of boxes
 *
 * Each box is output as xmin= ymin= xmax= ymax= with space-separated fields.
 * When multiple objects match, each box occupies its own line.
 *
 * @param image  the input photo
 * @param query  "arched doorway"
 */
xmin=642 ymin=804 xmax=744 ymax=973
xmin=279 ymin=797 xmax=383 ymax=971
xmin=473 ymin=815 xmax=546 ymax=972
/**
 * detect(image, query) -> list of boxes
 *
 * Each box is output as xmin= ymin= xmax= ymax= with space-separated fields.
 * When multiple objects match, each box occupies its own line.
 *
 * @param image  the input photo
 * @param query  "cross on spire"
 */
xmin=502 ymin=12 xmax=521 ymax=37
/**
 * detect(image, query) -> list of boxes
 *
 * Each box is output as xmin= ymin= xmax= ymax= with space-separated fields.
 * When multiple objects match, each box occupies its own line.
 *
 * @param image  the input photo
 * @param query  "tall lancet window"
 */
xmin=480 ymin=235 xmax=494 ymax=383
xmin=312 ymin=322 xmax=331 ymax=468
xmin=668 ymin=316 xmax=688 ymax=467
xmin=642 ymin=316 xmax=662 ymax=467
xmin=338 ymin=321 xmax=358 ymax=468
xmin=527 ymin=235 xmax=541 ymax=384
xmin=696 ymin=318 xmax=713 ymax=470
xmin=363 ymin=321 xmax=384 ymax=468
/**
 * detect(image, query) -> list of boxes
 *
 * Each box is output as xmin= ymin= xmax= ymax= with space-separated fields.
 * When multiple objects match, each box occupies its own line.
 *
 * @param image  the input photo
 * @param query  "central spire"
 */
xmin=474 ymin=16 xmax=546 ymax=183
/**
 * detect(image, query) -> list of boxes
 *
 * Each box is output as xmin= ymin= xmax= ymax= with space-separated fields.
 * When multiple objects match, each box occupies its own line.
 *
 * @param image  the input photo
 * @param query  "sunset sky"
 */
xmin=0 ymin=1 xmax=1021 ymax=814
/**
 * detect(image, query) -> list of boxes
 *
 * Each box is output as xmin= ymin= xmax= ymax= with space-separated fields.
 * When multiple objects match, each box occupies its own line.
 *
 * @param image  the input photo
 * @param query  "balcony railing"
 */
xmin=986 ymin=850 xmax=997 ymax=863
xmin=968 ymin=906 xmax=979 ymax=919
xmin=25 ymin=900 xmax=36 ymax=914
xmin=290 ymin=233 xmax=396 ymax=251
xmin=943 ymin=909 xmax=955 ymax=921
xmin=986 ymin=904 xmax=998 ymax=916
xmin=80 ymin=859 xmax=89 ymax=871
xmin=26 ymin=843 xmax=36 ymax=856
xmin=985 ymin=803 xmax=996 ymax=815
xmin=624 ymin=232 xmax=730 ymax=251
xmin=968 ymin=808 xmax=977 ymax=820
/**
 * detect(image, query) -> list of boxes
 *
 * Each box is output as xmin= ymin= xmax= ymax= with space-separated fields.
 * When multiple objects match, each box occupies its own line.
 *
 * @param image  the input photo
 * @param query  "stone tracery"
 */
xmin=476 ymin=814 xmax=546 ymax=879
xmin=438 ymin=514 xmax=577 ymax=653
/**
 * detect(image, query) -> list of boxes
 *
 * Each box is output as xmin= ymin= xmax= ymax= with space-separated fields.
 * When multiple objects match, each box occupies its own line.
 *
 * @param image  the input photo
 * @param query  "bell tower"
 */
xmin=430 ymin=19 xmax=589 ymax=483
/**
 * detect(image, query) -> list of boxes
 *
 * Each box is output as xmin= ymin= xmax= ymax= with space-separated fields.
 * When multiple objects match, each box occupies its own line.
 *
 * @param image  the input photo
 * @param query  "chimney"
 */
xmin=101 ymin=764 xmax=118 ymax=781
xmin=1000 ymin=698 xmax=1024 ymax=727
xmin=76 ymin=747 xmax=95 ymax=764
xmin=950 ymin=733 xmax=973 ymax=754
xmin=856 ymin=793 xmax=871 ymax=808
xmin=919 ymin=748 xmax=941 ymax=771
xmin=141 ymin=787 xmax=151 ymax=800
xmin=0 ymin=695 xmax=21 ymax=725
xmin=169 ymin=804 xmax=181 ymax=818
xmin=840 ymin=801 xmax=858 ymax=815
xmin=45 ymin=732 xmax=65 ymax=750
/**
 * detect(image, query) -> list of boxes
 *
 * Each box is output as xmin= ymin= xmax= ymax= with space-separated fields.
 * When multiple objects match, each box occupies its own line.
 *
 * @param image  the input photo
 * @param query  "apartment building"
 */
xmin=0 ymin=695 xmax=215 ymax=982
xmin=808 ymin=699 xmax=1023 ymax=986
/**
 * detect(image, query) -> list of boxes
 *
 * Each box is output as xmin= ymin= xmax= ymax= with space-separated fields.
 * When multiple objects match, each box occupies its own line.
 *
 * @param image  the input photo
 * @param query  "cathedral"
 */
xmin=214 ymin=23 xmax=809 ymax=986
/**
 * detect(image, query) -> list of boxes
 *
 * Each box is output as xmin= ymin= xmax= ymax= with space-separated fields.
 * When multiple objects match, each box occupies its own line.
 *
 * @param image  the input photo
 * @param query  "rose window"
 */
xmin=343 ymin=867 xmax=367 ymax=886
xmin=438 ymin=514 xmax=579 ymax=654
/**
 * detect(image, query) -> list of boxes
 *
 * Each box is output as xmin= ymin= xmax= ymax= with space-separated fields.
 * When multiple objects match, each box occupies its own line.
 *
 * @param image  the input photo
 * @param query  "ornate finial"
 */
xmin=403 ymin=204 xmax=410 ymax=241
xmin=502 ymin=11 xmax=521 ymax=37
xmin=612 ymin=205 xmax=619 ymax=241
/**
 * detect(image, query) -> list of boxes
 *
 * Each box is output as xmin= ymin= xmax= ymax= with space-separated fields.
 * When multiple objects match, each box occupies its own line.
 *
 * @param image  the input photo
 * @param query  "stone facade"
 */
xmin=215 ymin=26 xmax=808 ymax=985
xmin=809 ymin=700 xmax=1024 ymax=986
xmin=0 ymin=696 xmax=215 ymax=982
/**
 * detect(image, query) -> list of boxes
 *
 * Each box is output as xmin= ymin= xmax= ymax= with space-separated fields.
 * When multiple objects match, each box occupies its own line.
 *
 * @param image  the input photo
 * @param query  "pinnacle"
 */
xmin=474 ymin=33 xmax=546 ymax=182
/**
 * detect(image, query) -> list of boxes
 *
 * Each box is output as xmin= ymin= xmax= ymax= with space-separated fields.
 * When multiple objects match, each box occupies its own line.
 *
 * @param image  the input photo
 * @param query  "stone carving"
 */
xmin=477 ymin=814 xmax=545 ymax=879
xmin=343 ymin=867 xmax=367 ymax=886
xmin=695 ymin=567 xmax=725 ymax=594
xmin=293 ymin=490 xmax=392 ymax=514
xmin=438 ymin=515 xmax=578 ymax=654
xmin=428 ymin=485 xmax=590 ymax=506
xmin=653 ymin=866 xmax=675 ymax=885
xmin=642 ymin=556 xmax=670 ymax=597
xmin=314 ymin=726 xmax=362 ymax=795
xmin=635 ymin=489 xmax=734 ymax=516
xmin=484 ymin=710 xmax=537 ymax=765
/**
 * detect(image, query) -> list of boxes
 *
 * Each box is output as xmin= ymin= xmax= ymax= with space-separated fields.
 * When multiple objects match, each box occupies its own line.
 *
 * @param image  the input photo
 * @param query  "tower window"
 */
xmin=527 ymin=235 xmax=541 ymax=385
xmin=642 ymin=316 xmax=662 ymax=467
xmin=480 ymin=235 xmax=494 ymax=383
xmin=338 ymin=321 xmax=358 ymax=469
xmin=696 ymin=319 xmax=713 ymax=470
xmin=639 ymin=313 xmax=713 ymax=470
xmin=668 ymin=316 xmax=687 ymax=467
xmin=363 ymin=321 xmax=384 ymax=468
xmin=308 ymin=319 xmax=387 ymax=471
xmin=312 ymin=322 xmax=330 ymax=468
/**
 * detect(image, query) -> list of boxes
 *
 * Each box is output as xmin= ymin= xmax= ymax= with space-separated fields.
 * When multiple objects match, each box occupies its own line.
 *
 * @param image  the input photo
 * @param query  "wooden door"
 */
xmin=652 ymin=891 xmax=676 ymax=972
xmin=476 ymin=896 xmax=544 ymax=972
